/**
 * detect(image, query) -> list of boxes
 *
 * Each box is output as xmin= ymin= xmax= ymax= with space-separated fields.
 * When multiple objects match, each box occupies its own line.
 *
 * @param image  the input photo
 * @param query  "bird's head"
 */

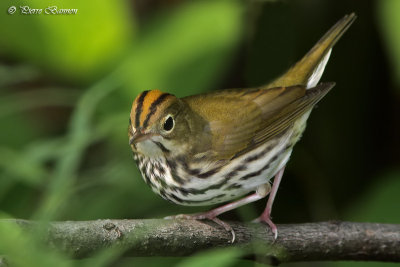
xmin=129 ymin=90 xmax=192 ymax=157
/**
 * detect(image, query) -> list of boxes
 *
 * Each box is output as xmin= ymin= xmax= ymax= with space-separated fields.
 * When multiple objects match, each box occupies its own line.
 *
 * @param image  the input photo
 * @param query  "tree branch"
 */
xmin=2 ymin=219 xmax=400 ymax=264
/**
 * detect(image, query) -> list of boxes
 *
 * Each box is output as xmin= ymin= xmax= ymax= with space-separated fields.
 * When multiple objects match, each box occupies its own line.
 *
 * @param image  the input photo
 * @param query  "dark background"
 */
xmin=0 ymin=0 xmax=399 ymax=266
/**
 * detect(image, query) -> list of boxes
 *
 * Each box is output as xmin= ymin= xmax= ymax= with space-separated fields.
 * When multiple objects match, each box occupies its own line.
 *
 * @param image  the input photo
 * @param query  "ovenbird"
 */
xmin=128 ymin=13 xmax=356 ymax=241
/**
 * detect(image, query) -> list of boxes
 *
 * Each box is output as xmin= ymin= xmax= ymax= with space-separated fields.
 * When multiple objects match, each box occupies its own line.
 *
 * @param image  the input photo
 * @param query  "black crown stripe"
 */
xmin=135 ymin=91 xmax=149 ymax=128
xmin=142 ymin=93 xmax=171 ymax=128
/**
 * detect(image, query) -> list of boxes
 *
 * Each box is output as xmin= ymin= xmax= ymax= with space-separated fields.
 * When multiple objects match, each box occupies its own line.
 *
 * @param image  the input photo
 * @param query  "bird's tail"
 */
xmin=266 ymin=13 xmax=356 ymax=89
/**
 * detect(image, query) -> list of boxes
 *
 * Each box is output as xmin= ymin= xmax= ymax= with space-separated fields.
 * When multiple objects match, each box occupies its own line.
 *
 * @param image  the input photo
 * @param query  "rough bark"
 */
xmin=1 ymin=219 xmax=399 ymax=265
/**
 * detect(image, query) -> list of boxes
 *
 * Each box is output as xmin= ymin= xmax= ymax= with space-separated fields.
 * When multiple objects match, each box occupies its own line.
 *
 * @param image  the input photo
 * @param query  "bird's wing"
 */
xmin=183 ymin=82 xmax=334 ymax=160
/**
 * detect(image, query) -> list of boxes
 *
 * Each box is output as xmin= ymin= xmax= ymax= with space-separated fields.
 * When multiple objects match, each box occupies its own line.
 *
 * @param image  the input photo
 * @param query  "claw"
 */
xmin=163 ymin=192 xmax=268 ymax=244
xmin=253 ymin=166 xmax=285 ymax=240
xmin=211 ymin=217 xmax=235 ymax=243
xmin=253 ymin=214 xmax=278 ymax=240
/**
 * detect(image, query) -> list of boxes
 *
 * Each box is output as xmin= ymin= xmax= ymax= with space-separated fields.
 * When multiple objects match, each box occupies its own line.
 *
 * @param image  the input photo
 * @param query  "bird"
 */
xmin=128 ymin=13 xmax=356 ymax=242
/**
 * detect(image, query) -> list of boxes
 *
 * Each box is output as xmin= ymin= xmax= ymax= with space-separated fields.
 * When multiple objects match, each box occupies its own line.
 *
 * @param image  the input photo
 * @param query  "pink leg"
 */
xmin=165 ymin=185 xmax=271 ymax=243
xmin=181 ymin=193 xmax=265 ymax=219
xmin=253 ymin=166 xmax=286 ymax=239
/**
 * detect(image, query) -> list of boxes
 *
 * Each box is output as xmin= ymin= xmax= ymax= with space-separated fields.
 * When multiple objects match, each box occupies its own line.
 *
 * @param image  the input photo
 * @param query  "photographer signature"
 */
xmin=13 ymin=6 xmax=78 ymax=15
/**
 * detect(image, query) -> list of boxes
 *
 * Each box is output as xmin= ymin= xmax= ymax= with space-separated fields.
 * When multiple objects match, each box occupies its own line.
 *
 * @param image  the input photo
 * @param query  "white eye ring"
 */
xmin=163 ymin=115 xmax=174 ymax=132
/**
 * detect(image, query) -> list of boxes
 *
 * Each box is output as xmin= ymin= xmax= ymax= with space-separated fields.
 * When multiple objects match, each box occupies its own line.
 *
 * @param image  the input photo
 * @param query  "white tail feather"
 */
xmin=306 ymin=48 xmax=332 ymax=89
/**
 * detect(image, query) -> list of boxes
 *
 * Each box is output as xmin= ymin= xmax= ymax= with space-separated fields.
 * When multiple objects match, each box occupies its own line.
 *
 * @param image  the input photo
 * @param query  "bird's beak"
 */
xmin=129 ymin=131 xmax=151 ymax=145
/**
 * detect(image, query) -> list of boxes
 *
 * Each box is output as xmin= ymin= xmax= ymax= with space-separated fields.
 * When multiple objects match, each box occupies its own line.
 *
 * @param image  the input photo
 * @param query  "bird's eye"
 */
xmin=163 ymin=115 xmax=174 ymax=132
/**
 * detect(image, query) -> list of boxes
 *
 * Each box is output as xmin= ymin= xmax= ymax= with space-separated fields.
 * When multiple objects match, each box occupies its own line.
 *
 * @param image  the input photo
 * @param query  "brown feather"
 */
xmin=183 ymin=83 xmax=334 ymax=160
xmin=267 ymin=13 xmax=356 ymax=88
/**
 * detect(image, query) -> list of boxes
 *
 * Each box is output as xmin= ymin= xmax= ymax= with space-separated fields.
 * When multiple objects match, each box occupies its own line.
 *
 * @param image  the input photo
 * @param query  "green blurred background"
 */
xmin=0 ymin=0 xmax=399 ymax=266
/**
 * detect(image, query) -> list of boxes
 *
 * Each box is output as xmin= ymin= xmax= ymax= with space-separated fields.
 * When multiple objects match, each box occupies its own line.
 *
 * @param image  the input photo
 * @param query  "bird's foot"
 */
xmin=164 ymin=193 xmax=267 ymax=244
xmin=252 ymin=210 xmax=278 ymax=240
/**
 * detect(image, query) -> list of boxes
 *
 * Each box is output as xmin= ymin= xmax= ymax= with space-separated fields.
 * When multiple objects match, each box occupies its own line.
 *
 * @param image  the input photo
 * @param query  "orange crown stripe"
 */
xmin=140 ymin=90 xmax=165 ymax=126
xmin=131 ymin=89 xmax=174 ymax=128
